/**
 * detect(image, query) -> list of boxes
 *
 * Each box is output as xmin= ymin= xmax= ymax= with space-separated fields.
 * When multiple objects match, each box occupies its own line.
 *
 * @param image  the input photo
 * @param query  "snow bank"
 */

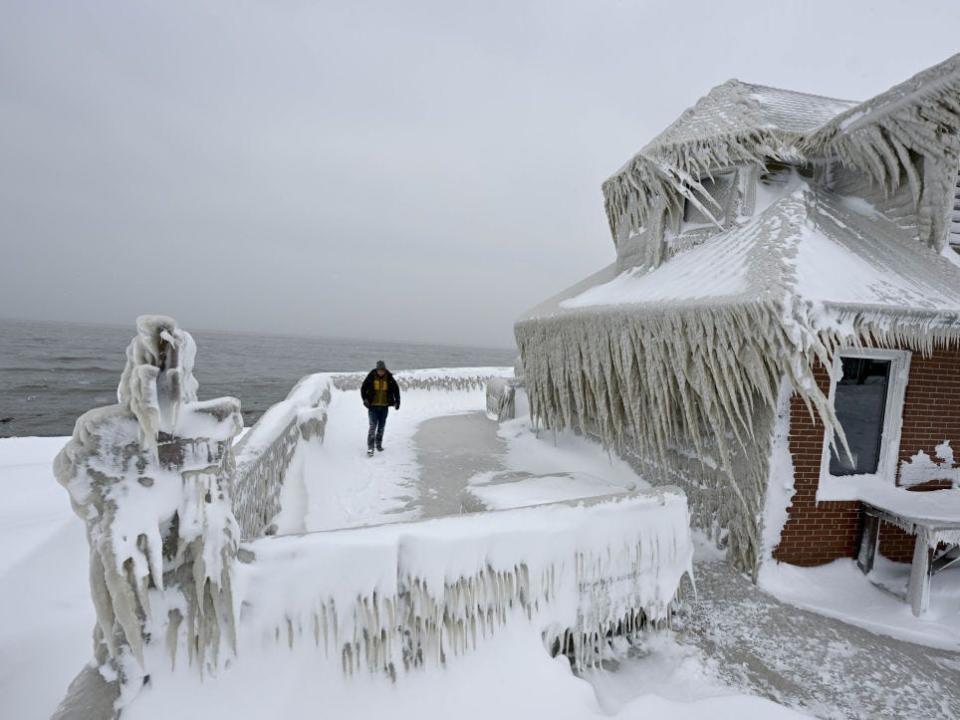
xmin=235 ymin=489 xmax=692 ymax=675
xmin=0 ymin=437 xmax=94 ymax=719
xmin=759 ymin=558 xmax=960 ymax=651
xmin=759 ymin=380 xmax=795 ymax=563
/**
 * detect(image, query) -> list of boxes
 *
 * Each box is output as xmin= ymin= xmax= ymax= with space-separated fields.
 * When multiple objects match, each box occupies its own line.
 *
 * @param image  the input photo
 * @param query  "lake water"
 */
xmin=0 ymin=318 xmax=517 ymax=437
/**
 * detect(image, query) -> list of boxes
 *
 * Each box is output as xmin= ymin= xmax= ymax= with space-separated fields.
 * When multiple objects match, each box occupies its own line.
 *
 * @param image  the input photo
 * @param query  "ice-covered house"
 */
xmin=516 ymin=55 xmax=960 ymax=581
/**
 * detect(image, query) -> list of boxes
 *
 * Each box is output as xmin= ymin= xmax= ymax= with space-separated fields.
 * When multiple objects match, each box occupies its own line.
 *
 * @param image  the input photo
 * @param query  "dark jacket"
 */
xmin=361 ymin=369 xmax=400 ymax=408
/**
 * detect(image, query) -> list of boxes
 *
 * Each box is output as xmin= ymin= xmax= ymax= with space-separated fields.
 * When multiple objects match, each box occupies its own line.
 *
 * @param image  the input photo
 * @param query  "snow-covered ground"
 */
xmin=0 ymin=437 xmax=95 ymax=720
xmin=0 ymin=382 xmax=811 ymax=720
xmin=7 ymin=379 xmax=960 ymax=719
xmin=759 ymin=557 xmax=960 ymax=651
xmin=685 ymin=553 xmax=960 ymax=719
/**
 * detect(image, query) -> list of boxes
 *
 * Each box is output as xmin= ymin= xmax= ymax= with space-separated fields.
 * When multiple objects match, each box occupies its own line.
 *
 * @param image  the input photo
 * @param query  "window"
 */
xmin=682 ymin=172 xmax=735 ymax=225
xmin=817 ymin=349 xmax=911 ymax=499
xmin=828 ymin=357 xmax=891 ymax=475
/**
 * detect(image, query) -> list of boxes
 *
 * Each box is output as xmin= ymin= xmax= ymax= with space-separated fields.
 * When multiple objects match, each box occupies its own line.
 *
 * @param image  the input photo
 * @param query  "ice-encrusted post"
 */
xmin=54 ymin=316 xmax=243 ymax=703
xmin=485 ymin=376 xmax=517 ymax=421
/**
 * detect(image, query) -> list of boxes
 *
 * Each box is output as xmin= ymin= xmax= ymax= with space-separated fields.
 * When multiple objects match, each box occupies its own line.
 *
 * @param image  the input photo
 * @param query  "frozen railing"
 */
xmin=231 ymin=368 xmax=511 ymax=538
xmin=232 ymin=374 xmax=334 ymax=538
xmin=233 ymin=487 xmax=692 ymax=675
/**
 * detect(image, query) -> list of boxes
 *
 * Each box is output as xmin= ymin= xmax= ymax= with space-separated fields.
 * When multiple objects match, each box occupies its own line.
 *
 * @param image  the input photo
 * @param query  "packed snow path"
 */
xmin=413 ymin=411 xmax=506 ymax=516
xmin=288 ymin=384 xmax=639 ymax=534
xmin=680 ymin=557 xmax=960 ymax=719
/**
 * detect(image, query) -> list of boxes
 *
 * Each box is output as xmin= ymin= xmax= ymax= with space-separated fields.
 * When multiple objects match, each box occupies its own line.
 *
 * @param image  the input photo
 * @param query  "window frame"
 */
xmin=816 ymin=348 xmax=911 ymax=501
xmin=679 ymin=169 xmax=740 ymax=231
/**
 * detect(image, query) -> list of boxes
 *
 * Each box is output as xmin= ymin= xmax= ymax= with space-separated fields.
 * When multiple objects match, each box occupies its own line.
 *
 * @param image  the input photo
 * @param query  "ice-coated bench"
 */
xmin=856 ymin=489 xmax=960 ymax=616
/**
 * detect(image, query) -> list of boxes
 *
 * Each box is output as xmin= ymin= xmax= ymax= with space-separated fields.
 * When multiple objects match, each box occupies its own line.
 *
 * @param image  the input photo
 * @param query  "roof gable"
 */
xmin=644 ymin=80 xmax=855 ymax=156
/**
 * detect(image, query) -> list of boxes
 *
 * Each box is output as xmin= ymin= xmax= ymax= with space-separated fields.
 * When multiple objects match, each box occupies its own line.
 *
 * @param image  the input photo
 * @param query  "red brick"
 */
xmin=773 ymin=347 xmax=960 ymax=565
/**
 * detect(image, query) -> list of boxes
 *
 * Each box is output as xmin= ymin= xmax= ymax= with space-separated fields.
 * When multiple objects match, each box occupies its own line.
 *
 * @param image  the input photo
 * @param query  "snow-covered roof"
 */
xmin=641 ymin=81 xmax=856 ymax=158
xmin=524 ymin=185 xmax=960 ymax=324
xmin=603 ymin=54 xmax=960 ymax=253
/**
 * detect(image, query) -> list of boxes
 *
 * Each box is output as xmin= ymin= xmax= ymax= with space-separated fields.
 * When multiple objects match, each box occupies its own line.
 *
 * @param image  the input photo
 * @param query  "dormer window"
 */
xmin=682 ymin=171 xmax=735 ymax=226
xmin=759 ymin=162 xmax=793 ymax=187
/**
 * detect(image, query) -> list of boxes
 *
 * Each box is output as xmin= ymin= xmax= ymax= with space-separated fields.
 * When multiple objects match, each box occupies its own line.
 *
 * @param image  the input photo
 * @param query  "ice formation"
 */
xmin=516 ymin=54 xmax=960 ymax=575
xmin=603 ymin=55 xmax=960 ymax=257
xmin=54 ymin=316 xmax=243 ymax=697
xmin=236 ymin=489 xmax=692 ymax=675
xmin=117 ymin=315 xmax=200 ymax=451
xmin=485 ymin=376 xmax=517 ymax=421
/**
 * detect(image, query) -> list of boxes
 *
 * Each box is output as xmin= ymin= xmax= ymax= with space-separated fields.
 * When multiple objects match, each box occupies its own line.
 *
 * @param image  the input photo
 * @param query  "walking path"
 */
xmin=412 ymin=411 xmax=507 ymax=516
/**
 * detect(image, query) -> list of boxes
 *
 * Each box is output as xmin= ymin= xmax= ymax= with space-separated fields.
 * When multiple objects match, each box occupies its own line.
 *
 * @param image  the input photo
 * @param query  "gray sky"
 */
xmin=2 ymin=0 xmax=959 ymax=348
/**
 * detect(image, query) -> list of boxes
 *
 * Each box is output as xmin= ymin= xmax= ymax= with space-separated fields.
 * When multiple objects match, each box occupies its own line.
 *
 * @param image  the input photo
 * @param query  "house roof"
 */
xmin=641 ymin=80 xmax=856 ymax=160
xmin=521 ymin=183 xmax=960 ymax=328
xmin=602 ymin=54 xmax=960 ymax=252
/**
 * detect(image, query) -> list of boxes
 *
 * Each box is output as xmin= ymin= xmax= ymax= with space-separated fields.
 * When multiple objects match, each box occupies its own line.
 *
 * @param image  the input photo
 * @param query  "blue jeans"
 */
xmin=367 ymin=405 xmax=389 ymax=449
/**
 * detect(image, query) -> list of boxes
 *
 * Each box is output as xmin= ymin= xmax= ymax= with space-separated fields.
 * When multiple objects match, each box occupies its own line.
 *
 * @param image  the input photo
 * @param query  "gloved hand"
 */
xmin=394 ymin=403 xmax=400 ymax=411
xmin=363 ymin=402 xmax=370 ymax=409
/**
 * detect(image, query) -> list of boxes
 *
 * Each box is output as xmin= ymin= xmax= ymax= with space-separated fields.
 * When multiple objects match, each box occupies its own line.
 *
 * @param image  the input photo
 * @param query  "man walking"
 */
xmin=361 ymin=360 xmax=400 ymax=457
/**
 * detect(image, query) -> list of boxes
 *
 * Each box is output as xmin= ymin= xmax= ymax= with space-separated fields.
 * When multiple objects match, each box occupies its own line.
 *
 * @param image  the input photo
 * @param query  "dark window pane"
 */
xmin=829 ymin=358 xmax=891 ymax=476
xmin=683 ymin=173 xmax=734 ymax=224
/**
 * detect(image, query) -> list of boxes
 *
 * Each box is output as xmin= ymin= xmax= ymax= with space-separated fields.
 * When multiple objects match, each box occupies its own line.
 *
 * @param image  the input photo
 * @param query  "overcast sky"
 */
xmin=2 ymin=1 xmax=959 ymax=348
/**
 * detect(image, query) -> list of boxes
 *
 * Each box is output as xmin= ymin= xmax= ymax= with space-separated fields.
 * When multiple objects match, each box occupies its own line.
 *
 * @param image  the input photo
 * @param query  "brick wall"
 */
xmin=773 ymin=346 xmax=960 ymax=566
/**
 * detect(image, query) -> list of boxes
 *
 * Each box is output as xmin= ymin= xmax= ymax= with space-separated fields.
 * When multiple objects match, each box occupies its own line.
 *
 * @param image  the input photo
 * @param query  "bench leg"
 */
xmin=908 ymin=531 xmax=932 ymax=617
xmin=857 ymin=513 xmax=880 ymax=574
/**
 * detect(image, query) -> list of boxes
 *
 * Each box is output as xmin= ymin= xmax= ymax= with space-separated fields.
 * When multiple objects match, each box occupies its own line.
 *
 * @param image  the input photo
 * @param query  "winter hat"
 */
xmin=376 ymin=360 xmax=386 ymax=370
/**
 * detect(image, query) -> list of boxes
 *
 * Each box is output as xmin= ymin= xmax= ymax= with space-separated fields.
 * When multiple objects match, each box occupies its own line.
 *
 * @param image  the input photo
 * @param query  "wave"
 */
xmin=1 ymin=365 xmax=118 ymax=373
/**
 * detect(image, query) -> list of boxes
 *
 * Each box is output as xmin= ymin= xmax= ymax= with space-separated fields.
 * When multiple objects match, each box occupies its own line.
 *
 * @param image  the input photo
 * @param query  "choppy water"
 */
xmin=0 ymin=319 xmax=516 ymax=437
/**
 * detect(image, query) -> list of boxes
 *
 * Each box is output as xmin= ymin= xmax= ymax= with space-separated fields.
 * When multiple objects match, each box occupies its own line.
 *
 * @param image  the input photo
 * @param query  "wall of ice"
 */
xmin=232 ymin=488 xmax=692 ymax=676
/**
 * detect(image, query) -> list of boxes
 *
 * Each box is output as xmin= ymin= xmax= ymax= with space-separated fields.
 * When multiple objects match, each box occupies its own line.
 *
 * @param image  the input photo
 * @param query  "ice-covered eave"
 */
xmin=515 ymin=295 xmax=830 ymax=574
xmin=515 ymin=294 xmax=834 ymax=466
xmin=816 ymin=303 xmax=960 ymax=350
xmin=601 ymin=128 xmax=805 ymax=242
xmin=800 ymin=57 xmax=960 ymax=252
